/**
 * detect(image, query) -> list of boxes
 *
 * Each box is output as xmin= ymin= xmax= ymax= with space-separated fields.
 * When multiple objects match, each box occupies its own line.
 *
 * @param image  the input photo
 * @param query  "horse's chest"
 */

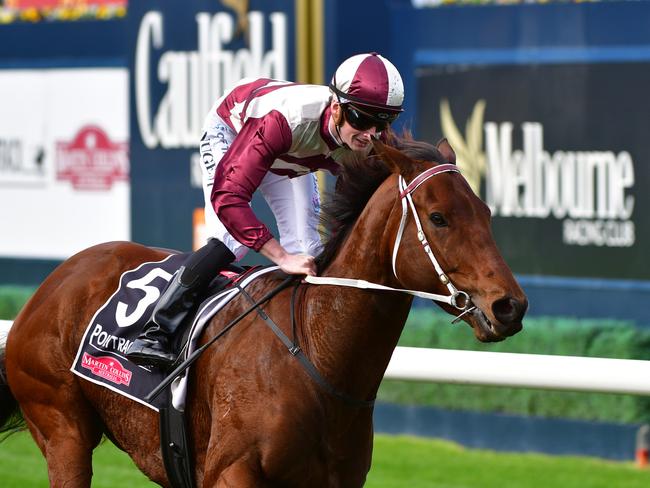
xmin=259 ymin=428 xmax=371 ymax=487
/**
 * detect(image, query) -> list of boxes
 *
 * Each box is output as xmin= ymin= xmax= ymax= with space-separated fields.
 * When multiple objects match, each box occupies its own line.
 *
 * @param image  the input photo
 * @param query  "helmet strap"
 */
xmin=330 ymin=97 xmax=349 ymax=149
xmin=334 ymin=124 xmax=349 ymax=149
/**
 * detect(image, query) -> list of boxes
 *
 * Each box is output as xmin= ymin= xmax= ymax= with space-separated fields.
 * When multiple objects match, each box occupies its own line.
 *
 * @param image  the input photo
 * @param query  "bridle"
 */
xmin=306 ymin=163 xmax=475 ymax=319
xmin=393 ymin=163 xmax=471 ymax=312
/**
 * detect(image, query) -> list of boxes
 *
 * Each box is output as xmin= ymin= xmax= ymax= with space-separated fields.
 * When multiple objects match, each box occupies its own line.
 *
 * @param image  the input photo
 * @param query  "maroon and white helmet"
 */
xmin=330 ymin=52 xmax=404 ymax=116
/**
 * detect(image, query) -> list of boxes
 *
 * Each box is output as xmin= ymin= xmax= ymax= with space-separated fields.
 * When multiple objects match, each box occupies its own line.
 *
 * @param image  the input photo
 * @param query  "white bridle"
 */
xmin=392 ymin=163 xmax=470 ymax=311
xmin=305 ymin=164 xmax=472 ymax=313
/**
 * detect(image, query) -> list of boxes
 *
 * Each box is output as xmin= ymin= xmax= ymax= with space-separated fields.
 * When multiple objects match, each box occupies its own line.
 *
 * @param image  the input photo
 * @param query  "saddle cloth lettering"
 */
xmin=70 ymin=253 xmax=278 ymax=411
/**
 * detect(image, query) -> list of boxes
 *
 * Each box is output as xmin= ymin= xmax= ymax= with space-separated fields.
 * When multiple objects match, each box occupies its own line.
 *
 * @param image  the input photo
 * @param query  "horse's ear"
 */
xmin=436 ymin=138 xmax=456 ymax=164
xmin=372 ymin=138 xmax=415 ymax=176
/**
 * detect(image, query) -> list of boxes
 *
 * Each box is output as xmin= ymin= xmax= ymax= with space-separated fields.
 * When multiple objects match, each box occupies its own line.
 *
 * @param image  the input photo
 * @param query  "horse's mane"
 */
xmin=316 ymin=131 xmax=445 ymax=272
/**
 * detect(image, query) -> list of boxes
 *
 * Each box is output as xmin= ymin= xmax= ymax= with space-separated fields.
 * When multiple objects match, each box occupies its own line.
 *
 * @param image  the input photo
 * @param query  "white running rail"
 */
xmin=0 ymin=320 xmax=11 ymax=349
xmin=2 ymin=319 xmax=649 ymax=396
xmin=385 ymin=346 xmax=650 ymax=396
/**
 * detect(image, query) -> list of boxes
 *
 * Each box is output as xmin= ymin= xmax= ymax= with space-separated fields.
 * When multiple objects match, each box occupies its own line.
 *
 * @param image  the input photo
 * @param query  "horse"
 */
xmin=0 ymin=136 xmax=527 ymax=487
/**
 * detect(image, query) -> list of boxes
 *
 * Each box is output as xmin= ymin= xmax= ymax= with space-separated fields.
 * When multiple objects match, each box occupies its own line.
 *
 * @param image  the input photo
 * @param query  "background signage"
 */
xmin=0 ymin=68 xmax=130 ymax=260
xmin=128 ymin=1 xmax=295 ymax=256
xmin=417 ymin=62 xmax=648 ymax=280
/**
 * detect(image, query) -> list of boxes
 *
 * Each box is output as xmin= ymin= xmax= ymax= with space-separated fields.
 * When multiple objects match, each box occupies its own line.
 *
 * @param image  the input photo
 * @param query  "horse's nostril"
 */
xmin=492 ymin=297 xmax=526 ymax=324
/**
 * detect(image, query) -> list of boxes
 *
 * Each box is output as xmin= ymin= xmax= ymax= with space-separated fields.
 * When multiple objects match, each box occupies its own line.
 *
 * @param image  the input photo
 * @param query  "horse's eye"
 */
xmin=429 ymin=212 xmax=448 ymax=227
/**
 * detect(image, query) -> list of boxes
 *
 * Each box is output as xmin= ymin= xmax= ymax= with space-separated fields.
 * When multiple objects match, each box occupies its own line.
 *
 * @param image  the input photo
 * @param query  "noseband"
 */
xmin=393 ymin=163 xmax=470 ymax=311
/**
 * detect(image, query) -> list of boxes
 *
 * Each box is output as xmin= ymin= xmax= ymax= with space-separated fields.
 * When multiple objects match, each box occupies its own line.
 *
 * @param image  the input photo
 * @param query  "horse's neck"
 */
xmin=304 ymin=186 xmax=411 ymax=402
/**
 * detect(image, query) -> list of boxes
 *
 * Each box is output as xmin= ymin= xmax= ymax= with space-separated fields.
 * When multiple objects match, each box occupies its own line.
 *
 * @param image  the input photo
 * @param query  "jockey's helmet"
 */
xmin=329 ymin=52 xmax=404 ymax=124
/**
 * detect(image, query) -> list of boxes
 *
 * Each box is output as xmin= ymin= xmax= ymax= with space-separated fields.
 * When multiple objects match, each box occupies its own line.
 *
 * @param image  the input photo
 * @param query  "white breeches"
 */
xmin=198 ymin=118 xmax=323 ymax=261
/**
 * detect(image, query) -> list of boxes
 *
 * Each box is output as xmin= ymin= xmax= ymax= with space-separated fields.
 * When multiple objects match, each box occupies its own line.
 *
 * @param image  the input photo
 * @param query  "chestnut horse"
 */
xmin=0 ymin=137 xmax=526 ymax=487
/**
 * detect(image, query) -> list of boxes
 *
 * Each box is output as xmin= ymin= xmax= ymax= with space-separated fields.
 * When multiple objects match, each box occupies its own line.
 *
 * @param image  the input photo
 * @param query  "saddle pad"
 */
xmin=70 ymin=253 xmax=189 ymax=410
xmin=70 ymin=253 xmax=279 ymax=411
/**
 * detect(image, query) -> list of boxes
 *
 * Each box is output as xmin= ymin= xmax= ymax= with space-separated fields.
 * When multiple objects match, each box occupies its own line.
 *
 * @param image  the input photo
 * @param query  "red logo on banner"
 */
xmin=56 ymin=125 xmax=128 ymax=191
xmin=81 ymin=352 xmax=132 ymax=386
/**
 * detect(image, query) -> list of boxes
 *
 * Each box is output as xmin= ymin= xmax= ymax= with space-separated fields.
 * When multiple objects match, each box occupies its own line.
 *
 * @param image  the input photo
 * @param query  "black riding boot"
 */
xmin=126 ymin=239 xmax=236 ymax=368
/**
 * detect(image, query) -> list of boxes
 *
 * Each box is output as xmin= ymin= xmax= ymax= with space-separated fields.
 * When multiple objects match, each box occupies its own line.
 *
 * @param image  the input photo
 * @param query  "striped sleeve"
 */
xmin=210 ymin=110 xmax=293 ymax=251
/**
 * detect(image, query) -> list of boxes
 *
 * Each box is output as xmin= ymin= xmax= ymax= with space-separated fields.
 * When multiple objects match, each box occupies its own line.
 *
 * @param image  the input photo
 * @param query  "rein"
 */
xmin=308 ymin=164 xmax=472 ymax=314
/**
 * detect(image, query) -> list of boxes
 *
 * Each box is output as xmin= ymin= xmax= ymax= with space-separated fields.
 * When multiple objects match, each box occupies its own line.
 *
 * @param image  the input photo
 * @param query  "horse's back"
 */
xmin=9 ymin=241 xmax=168 ymax=360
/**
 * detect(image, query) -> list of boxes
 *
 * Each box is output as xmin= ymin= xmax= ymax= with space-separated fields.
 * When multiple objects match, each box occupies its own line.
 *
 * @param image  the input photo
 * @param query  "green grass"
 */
xmin=367 ymin=435 xmax=650 ymax=488
xmin=0 ymin=432 xmax=156 ymax=487
xmin=1 ymin=431 xmax=648 ymax=487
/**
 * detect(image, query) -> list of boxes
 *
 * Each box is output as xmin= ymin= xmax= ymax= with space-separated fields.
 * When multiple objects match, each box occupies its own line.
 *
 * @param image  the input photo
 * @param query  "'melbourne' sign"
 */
xmin=485 ymin=121 xmax=635 ymax=248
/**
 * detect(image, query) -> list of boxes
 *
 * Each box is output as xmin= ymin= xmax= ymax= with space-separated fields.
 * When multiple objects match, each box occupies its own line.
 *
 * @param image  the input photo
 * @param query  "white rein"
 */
xmin=306 ymin=164 xmax=472 ymax=313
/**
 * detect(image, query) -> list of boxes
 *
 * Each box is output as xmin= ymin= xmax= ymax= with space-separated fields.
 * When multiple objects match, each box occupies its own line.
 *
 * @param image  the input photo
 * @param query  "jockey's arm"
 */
xmin=210 ymin=112 xmax=316 ymax=275
xmin=211 ymin=112 xmax=290 ymax=251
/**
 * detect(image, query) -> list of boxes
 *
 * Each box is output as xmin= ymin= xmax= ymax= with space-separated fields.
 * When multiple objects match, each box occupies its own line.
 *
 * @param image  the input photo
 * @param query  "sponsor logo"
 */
xmin=56 ymin=125 xmax=128 ymax=191
xmin=81 ymin=352 xmax=132 ymax=386
xmin=135 ymin=9 xmax=288 ymax=149
xmin=441 ymin=100 xmax=636 ymax=248
xmin=0 ymin=137 xmax=46 ymax=185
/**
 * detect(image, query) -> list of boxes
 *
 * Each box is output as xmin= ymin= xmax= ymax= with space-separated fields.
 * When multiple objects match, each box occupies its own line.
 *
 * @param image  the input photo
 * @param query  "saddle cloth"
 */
xmin=70 ymin=253 xmax=278 ymax=411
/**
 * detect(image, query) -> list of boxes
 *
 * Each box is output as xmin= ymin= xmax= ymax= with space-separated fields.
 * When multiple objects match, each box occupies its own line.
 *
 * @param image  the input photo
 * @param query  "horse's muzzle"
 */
xmin=492 ymin=296 xmax=528 ymax=328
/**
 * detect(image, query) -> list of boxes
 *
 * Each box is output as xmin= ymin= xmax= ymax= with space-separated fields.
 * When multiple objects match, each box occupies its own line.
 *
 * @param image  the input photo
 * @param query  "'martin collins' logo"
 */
xmin=135 ymin=4 xmax=288 ymax=149
xmin=440 ymin=99 xmax=635 ymax=248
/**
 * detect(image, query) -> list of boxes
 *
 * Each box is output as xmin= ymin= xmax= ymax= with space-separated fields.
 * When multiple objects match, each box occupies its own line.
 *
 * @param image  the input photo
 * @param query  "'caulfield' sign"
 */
xmin=127 ymin=0 xmax=294 ymax=252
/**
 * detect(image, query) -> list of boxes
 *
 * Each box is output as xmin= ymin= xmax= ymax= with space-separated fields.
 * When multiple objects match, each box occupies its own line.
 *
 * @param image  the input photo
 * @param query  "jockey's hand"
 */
xmin=278 ymin=253 xmax=317 ymax=276
xmin=260 ymin=238 xmax=317 ymax=276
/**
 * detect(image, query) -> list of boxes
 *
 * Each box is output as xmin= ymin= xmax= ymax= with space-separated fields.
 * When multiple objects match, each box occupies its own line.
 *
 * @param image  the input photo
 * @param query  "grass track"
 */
xmin=0 ymin=431 xmax=648 ymax=487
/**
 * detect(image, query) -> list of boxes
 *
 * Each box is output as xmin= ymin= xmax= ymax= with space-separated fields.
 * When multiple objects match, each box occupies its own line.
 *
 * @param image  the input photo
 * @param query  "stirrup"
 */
xmin=127 ymin=337 xmax=178 ymax=369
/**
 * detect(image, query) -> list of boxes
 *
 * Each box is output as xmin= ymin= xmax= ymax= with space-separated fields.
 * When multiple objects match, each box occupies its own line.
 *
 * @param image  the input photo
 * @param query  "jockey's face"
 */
xmin=330 ymin=101 xmax=377 ymax=154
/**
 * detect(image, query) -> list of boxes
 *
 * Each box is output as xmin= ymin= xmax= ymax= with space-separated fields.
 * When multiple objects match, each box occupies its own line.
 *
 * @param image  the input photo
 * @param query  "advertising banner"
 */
xmin=128 ymin=0 xmax=295 ymax=256
xmin=417 ymin=62 xmax=647 ymax=280
xmin=0 ymin=68 xmax=130 ymax=259
xmin=1 ymin=0 xmax=126 ymax=22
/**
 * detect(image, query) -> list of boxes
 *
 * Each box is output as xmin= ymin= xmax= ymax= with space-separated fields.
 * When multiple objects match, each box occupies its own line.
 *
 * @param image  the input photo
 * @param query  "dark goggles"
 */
xmin=342 ymin=103 xmax=399 ymax=132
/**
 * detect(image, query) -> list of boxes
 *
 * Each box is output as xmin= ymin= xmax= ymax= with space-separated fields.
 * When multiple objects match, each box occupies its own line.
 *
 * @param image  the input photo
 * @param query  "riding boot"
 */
xmin=126 ymin=238 xmax=236 ymax=369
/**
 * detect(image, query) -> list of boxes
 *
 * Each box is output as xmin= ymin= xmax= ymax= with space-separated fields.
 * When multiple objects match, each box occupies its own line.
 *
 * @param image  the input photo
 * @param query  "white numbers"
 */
xmin=115 ymin=268 xmax=173 ymax=328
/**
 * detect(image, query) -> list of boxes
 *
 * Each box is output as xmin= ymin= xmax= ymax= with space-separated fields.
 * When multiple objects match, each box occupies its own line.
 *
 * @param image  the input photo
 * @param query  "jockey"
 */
xmin=126 ymin=52 xmax=405 ymax=368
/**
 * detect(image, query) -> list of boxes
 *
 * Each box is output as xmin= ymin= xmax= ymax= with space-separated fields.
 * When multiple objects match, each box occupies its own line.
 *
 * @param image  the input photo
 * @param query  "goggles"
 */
xmin=342 ymin=103 xmax=399 ymax=132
